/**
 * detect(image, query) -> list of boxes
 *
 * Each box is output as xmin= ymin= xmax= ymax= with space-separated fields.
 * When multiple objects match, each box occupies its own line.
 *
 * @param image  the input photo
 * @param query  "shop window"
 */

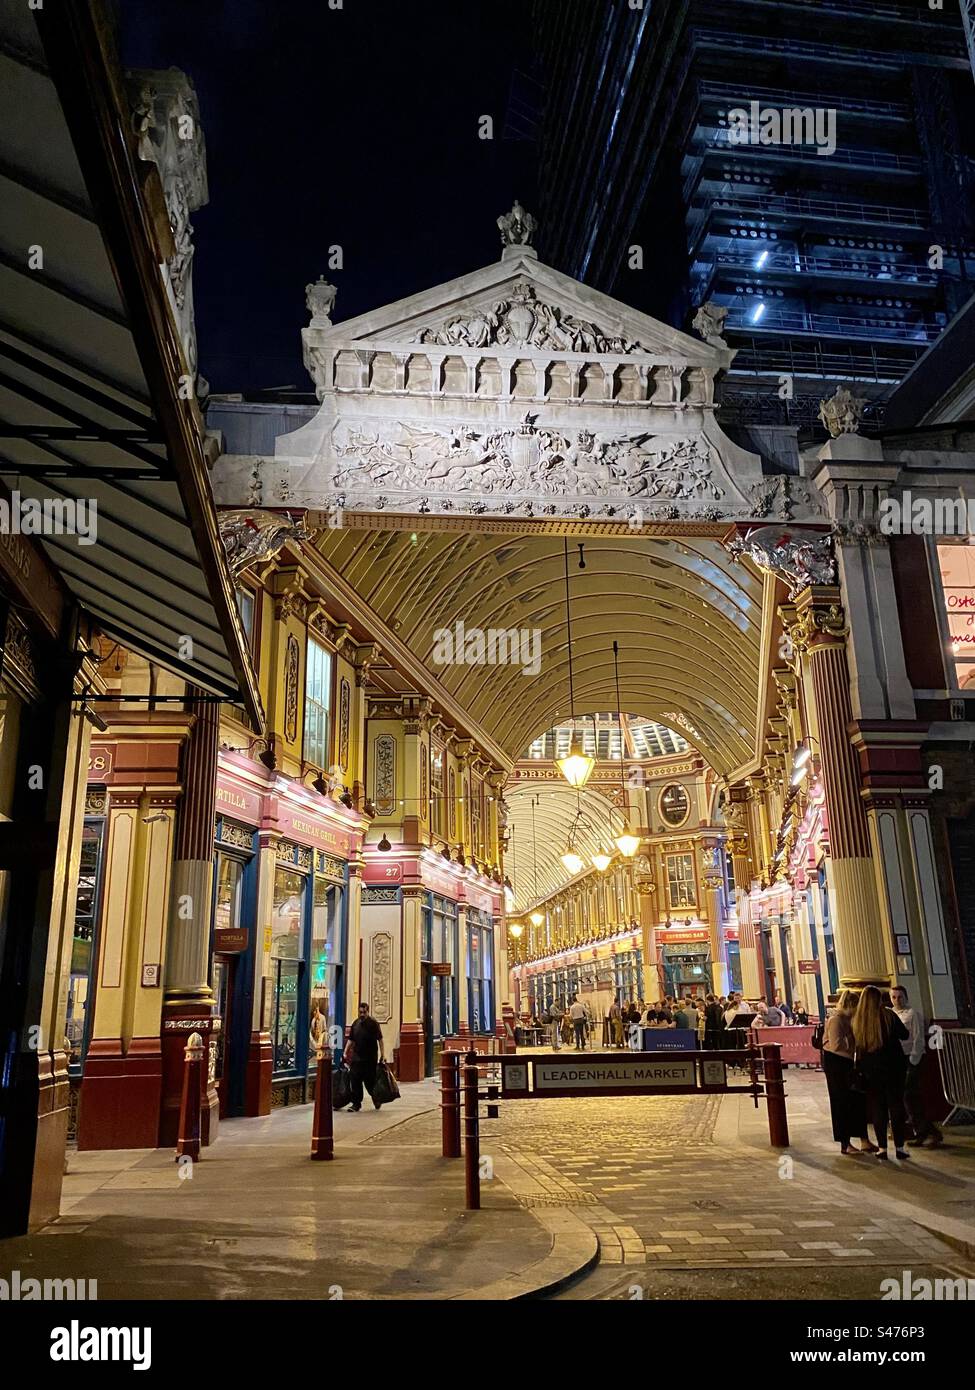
xmin=936 ymin=543 xmax=975 ymax=690
xmin=270 ymin=867 xmax=306 ymax=1072
xmin=214 ymin=852 xmax=243 ymax=932
xmin=466 ymin=911 xmax=494 ymax=1034
xmin=666 ymin=852 xmax=697 ymax=909
xmin=423 ymin=894 xmax=457 ymax=1036
xmin=66 ymin=817 xmax=106 ymax=1071
xmin=303 ymin=637 xmax=332 ymax=769
xmin=310 ymin=875 xmax=345 ymax=1062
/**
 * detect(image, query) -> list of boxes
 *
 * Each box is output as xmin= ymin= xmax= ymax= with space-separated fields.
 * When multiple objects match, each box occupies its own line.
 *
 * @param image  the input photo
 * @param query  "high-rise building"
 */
xmin=533 ymin=0 xmax=975 ymax=427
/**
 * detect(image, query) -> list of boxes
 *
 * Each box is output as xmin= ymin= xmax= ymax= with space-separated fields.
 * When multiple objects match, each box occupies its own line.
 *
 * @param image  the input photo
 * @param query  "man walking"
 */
xmin=343 ymin=1001 xmax=385 ymax=1111
xmin=569 ymin=995 xmax=588 ymax=1050
xmin=550 ymin=998 xmax=565 ymax=1050
xmin=890 ymin=984 xmax=943 ymax=1148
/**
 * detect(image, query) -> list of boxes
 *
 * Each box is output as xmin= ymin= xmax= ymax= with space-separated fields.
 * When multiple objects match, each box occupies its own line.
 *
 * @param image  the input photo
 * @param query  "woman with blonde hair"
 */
xmin=822 ymin=990 xmax=876 ymax=1155
xmin=852 ymin=985 xmax=910 ymax=1160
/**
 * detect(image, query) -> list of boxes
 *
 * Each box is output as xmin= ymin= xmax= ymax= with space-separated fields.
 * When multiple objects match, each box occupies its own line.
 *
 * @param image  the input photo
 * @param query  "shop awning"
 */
xmin=0 ymin=0 xmax=263 ymax=727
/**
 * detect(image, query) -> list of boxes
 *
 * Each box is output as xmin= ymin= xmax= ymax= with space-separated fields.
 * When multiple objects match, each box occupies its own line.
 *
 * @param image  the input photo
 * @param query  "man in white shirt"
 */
xmin=890 ymin=985 xmax=943 ymax=1147
xmin=568 ymin=996 xmax=588 ymax=1050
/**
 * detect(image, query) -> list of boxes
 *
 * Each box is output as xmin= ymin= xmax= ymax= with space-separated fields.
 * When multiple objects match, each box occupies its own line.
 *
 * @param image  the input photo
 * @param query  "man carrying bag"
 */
xmin=343 ymin=1002 xmax=385 ymax=1111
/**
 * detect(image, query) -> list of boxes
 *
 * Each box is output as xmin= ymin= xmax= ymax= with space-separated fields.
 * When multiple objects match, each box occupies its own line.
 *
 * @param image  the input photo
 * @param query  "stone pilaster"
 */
xmin=725 ymin=791 xmax=761 ymax=997
xmin=786 ymin=588 xmax=890 ymax=989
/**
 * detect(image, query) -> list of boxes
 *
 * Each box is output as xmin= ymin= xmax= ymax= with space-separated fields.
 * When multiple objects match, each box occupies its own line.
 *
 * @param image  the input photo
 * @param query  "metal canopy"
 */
xmin=0 ymin=0 xmax=263 ymax=727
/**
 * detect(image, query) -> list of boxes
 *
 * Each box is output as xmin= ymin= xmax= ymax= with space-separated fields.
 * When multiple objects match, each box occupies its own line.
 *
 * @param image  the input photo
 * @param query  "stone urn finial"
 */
xmin=497 ymin=200 xmax=538 ymax=255
xmin=305 ymin=274 xmax=337 ymax=327
xmin=818 ymin=384 xmax=866 ymax=438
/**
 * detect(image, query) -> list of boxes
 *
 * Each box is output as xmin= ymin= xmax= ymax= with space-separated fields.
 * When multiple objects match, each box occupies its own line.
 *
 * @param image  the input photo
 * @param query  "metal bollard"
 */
xmin=486 ymin=1080 xmax=499 ymax=1120
xmin=175 ymin=1030 xmax=203 ymax=1163
xmin=440 ymin=1049 xmax=461 ymax=1158
xmin=310 ymin=1044 xmax=334 ymax=1161
xmin=762 ymin=1043 xmax=790 ymax=1148
xmin=463 ymin=1048 xmax=480 ymax=1210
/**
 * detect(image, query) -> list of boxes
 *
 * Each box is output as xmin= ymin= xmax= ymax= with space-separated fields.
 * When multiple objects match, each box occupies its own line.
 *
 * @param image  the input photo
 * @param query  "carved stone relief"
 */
xmin=374 ymin=734 xmax=396 ymax=815
xmin=414 ymin=282 xmax=652 ymax=354
xmin=285 ymin=635 xmax=300 ymax=743
xmin=369 ymin=931 xmax=394 ymax=1023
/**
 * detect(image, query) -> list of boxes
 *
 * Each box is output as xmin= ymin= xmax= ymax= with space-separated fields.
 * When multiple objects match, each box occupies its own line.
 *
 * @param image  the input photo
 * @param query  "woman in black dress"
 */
xmin=822 ymin=989 xmax=876 ymax=1155
xmin=852 ymin=985 xmax=910 ymax=1160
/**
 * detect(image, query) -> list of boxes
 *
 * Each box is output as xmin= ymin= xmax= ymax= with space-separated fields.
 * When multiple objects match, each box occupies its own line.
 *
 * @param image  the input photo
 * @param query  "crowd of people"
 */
xmin=523 ymin=982 xmax=942 ymax=1162
xmin=524 ymin=990 xmax=809 ymax=1051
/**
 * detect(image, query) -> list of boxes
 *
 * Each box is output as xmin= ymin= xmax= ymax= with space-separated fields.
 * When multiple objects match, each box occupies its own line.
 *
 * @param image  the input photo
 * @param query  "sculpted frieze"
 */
xmin=331 ymin=417 xmax=723 ymax=507
xmin=412 ymin=282 xmax=652 ymax=355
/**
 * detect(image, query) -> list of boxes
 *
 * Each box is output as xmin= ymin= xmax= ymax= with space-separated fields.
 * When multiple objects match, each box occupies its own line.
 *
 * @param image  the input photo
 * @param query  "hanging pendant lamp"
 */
xmin=612 ymin=639 xmax=640 ymax=857
xmin=556 ymin=537 xmax=595 ymax=789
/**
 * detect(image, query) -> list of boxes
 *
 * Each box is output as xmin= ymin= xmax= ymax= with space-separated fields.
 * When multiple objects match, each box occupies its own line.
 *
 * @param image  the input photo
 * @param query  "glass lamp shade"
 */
xmin=614 ymin=831 xmax=641 ymax=857
xmin=556 ymin=740 xmax=595 ymax=789
xmin=507 ymin=921 xmax=523 ymax=938
xmin=529 ymin=910 xmax=544 ymax=927
xmin=591 ymin=851 xmax=612 ymax=872
xmin=560 ymin=849 xmax=584 ymax=875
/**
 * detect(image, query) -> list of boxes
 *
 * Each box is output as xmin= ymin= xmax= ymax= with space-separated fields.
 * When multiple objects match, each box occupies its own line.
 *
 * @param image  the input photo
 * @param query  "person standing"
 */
xmin=343 ymin=1002 xmax=385 ymax=1112
xmin=822 ymin=990 xmax=876 ymax=1155
xmin=549 ymin=998 xmax=565 ymax=1051
xmin=704 ymin=994 xmax=725 ymax=1050
xmin=890 ymin=984 xmax=943 ymax=1149
xmin=569 ymin=995 xmax=588 ymax=1050
xmin=608 ymin=999 xmax=624 ymax=1048
xmin=852 ymin=985 xmax=910 ymax=1160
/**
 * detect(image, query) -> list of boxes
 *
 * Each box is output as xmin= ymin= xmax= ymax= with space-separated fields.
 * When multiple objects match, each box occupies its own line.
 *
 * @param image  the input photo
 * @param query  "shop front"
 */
xmin=658 ymin=926 xmax=712 ymax=998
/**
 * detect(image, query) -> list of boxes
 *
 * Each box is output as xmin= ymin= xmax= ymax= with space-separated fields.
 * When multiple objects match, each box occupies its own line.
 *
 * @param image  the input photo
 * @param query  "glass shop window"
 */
xmin=303 ymin=638 xmax=332 ymax=769
xmin=214 ymin=852 xmax=243 ymax=932
xmin=310 ymin=876 xmax=344 ymax=1060
xmin=66 ymin=818 xmax=106 ymax=1070
xmin=937 ymin=543 xmax=975 ymax=691
xmin=270 ymin=867 xmax=306 ymax=1072
xmin=666 ymin=853 xmax=697 ymax=910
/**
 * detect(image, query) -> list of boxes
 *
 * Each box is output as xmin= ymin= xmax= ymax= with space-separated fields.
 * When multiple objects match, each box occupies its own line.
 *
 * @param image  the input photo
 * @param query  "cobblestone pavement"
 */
xmin=370 ymin=1088 xmax=975 ymax=1295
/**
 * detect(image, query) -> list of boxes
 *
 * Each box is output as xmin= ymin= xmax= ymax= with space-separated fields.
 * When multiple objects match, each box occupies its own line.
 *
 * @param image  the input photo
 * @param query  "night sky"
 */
xmin=119 ymin=0 xmax=540 ymax=396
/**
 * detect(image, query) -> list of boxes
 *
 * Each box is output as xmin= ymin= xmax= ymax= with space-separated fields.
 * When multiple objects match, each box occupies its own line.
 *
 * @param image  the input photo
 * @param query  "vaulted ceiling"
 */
xmin=311 ymin=522 xmax=764 ymax=777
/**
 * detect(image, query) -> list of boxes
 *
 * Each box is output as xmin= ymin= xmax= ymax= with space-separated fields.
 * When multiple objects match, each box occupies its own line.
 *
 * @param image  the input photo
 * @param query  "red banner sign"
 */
xmin=215 ymin=778 xmax=262 ymax=825
xmin=362 ymin=860 xmax=403 ymax=884
xmin=276 ymin=804 xmax=357 ymax=858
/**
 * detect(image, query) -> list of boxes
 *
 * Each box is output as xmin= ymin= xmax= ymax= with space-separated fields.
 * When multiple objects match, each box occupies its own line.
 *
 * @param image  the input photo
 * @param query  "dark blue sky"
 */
xmin=119 ymin=0 xmax=539 ymax=394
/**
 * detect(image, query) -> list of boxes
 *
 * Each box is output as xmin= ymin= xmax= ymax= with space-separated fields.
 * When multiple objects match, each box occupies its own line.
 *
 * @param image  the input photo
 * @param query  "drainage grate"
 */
xmin=693 ymin=1199 xmax=721 ymax=1210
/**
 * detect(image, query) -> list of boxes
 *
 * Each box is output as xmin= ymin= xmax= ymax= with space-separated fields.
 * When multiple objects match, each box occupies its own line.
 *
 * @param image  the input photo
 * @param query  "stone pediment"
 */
xmin=301 ymin=249 xmax=732 ymax=400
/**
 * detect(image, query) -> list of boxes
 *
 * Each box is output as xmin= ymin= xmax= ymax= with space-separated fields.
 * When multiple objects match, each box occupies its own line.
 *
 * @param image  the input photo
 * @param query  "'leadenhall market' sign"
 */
xmin=501 ymin=1054 xmax=698 ymax=1097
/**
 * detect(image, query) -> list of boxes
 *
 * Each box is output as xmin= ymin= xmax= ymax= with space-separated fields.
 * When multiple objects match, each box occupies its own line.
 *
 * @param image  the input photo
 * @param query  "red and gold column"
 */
xmin=785 ymin=588 xmax=892 ymax=989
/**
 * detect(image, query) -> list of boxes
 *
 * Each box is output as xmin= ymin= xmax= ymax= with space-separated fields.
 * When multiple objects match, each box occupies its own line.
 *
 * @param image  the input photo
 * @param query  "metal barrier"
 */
xmin=454 ymin=1045 xmax=789 ymax=1211
xmin=937 ymin=1028 xmax=975 ymax=1124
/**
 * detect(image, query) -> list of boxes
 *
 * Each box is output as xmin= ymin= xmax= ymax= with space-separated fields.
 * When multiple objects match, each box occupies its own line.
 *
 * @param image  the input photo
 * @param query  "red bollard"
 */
xmin=310 ymin=1044 xmax=334 ymax=1161
xmin=441 ymin=1050 xmax=461 ymax=1158
xmin=175 ymin=1030 xmax=203 ymax=1163
xmin=762 ymin=1043 xmax=790 ymax=1148
xmin=463 ymin=1048 xmax=480 ymax=1210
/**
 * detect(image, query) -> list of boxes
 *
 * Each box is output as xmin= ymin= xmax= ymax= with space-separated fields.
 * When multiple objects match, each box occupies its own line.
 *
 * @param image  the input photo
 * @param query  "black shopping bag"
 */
xmin=371 ymin=1061 xmax=400 ymax=1105
xmin=331 ymin=1063 xmax=353 ymax=1110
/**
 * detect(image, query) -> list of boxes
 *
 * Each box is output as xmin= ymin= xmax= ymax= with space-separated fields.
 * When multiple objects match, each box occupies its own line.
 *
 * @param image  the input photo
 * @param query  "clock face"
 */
xmin=660 ymin=784 xmax=690 ymax=828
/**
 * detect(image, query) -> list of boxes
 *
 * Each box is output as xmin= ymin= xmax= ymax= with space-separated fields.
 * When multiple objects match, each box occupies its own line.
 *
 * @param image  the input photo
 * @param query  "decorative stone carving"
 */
xmin=339 ymin=678 xmax=351 ymax=771
xmin=126 ymin=69 xmax=208 ymax=393
xmin=818 ymin=385 xmax=866 ymax=438
xmin=414 ymin=282 xmax=650 ymax=354
xmin=306 ymin=275 xmax=337 ymax=327
xmin=369 ymin=932 xmax=394 ymax=1022
xmin=497 ymin=199 xmax=537 ymax=248
xmin=727 ymin=525 xmax=837 ymax=596
xmin=284 ymin=635 xmax=300 ymax=743
xmin=218 ymin=509 xmax=307 ymax=577
xmin=363 ymin=887 xmax=400 ymax=905
xmin=333 ymin=419 xmax=721 ymax=505
xmin=374 ymin=735 xmax=396 ymax=815
xmin=692 ymin=301 xmax=729 ymax=348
